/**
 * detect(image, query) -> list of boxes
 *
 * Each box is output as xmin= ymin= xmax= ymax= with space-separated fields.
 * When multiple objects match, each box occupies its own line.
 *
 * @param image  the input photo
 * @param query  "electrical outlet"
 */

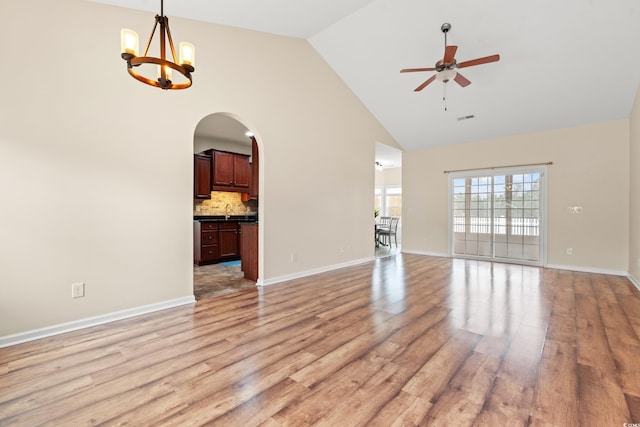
xmin=72 ymin=282 xmax=85 ymax=298
xmin=566 ymin=248 xmax=573 ymax=255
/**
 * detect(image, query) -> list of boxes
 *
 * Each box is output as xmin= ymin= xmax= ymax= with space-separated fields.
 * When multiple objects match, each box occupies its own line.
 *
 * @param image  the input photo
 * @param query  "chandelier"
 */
xmin=120 ymin=0 xmax=195 ymax=90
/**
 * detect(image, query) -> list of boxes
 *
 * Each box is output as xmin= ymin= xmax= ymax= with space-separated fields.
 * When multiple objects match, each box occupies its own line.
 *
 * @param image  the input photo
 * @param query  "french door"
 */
xmin=449 ymin=167 xmax=546 ymax=266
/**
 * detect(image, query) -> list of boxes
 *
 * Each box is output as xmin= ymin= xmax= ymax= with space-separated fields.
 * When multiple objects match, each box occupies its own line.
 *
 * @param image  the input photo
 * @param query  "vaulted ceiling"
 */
xmin=92 ymin=0 xmax=640 ymax=168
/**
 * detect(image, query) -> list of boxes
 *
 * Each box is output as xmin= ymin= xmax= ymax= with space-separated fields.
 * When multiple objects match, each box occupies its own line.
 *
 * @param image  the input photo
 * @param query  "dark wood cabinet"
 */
xmin=219 ymin=222 xmax=239 ymax=258
xmin=233 ymin=155 xmax=250 ymax=189
xmin=209 ymin=150 xmax=251 ymax=193
xmin=211 ymin=151 xmax=234 ymax=187
xmin=249 ymin=137 xmax=259 ymax=200
xmin=241 ymin=223 xmax=258 ymax=281
xmin=193 ymin=221 xmax=219 ymax=265
xmin=194 ymin=220 xmax=243 ymax=265
xmin=193 ymin=154 xmax=212 ymax=199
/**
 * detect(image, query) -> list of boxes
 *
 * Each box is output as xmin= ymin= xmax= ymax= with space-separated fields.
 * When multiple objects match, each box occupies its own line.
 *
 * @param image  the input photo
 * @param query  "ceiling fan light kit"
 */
xmin=401 ymin=23 xmax=500 ymax=109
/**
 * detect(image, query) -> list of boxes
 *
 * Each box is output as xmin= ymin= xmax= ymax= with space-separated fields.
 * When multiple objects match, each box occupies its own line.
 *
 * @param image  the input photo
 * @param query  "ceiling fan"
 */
xmin=401 ymin=23 xmax=500 ymax=92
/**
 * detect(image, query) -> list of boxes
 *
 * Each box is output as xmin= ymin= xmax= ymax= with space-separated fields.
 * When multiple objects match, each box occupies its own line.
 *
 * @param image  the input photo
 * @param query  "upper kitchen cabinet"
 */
xmin=194 ymin=154 xmax=212 ymax=199
xmin=208 ymin=149 xmax=251 ymax=193
xmin=249 ymin=137 xmax=259 ymax=200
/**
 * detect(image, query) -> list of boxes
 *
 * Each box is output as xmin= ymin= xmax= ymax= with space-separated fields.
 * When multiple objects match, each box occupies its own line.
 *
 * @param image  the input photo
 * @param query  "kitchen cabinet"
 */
xmin=193 ymin=221 xmax=219 ymax=265
xmin=241 ymin=223 xmax=258 ymax=281
xmin=208 ymin=150 xmax=250 ymax=192
xmin=249 ymin=137 xmax=259 ymax=200
xmin=194 ymin=219 xmax=249 ymax=265
xmin=193 ymin=154 xmax=212 ymax=199
xmin=219 ymin=221 xmax=239 ymax=258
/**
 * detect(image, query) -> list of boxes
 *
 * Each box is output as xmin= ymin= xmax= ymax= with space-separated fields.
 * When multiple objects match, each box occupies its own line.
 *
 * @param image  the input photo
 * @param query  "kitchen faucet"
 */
xmin=225 ymin=204 xmax=231 ymax=220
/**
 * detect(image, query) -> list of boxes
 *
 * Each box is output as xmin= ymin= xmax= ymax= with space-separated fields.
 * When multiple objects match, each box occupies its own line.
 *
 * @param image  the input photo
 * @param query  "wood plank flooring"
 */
xmin=1 ymin=254 xmax=639 ymax=426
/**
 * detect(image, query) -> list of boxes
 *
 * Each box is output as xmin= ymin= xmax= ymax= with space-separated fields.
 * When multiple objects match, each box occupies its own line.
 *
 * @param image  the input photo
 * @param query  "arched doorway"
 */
xmin=192 ymin=113 xmax=260 ymax=298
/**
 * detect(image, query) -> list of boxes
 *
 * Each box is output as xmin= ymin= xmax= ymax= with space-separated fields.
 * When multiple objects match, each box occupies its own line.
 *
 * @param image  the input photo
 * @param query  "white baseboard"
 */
xmin=261 ymin=256 xmax=375 ymax=287
xmin=0 ymin=296 xmax=196 ymax=349
xmin=401 ymin=249 xmax=450 ymax=258
xmin=629 ymin=274 xmax=640 ymax=291
xmin=546 ymin=264 xmax=628 ymax=277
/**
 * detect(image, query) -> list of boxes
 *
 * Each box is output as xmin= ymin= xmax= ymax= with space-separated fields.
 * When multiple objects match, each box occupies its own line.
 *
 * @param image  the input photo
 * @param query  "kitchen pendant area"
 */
xmin=193 ymin=113 xmax=259 ymax=299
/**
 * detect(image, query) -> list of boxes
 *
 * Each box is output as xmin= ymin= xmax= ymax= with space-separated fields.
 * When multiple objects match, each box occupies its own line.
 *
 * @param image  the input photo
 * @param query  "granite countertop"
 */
xmin=194 ymin=215 xmax=258 ymax=223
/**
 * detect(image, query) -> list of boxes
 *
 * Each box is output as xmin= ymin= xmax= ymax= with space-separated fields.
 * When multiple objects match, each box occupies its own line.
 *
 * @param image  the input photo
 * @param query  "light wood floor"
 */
xmin=1 ymin=254 xmax=639 ymax=426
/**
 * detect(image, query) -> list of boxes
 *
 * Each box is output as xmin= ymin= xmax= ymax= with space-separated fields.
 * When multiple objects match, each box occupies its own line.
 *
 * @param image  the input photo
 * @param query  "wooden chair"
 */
xmin=376 ymin=216 xmax=391 ymax=247
xmin=378 ymin=216 xmax=391 ymax=228
xmin=377 ymin=217 xmax=399 ymax=247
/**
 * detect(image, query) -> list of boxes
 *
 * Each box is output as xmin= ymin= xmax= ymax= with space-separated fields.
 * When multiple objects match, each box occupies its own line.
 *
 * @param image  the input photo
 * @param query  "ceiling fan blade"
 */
xmin=443 ymin=45 xmax=458 ymax=63
xmin=457 ymin=54 xmax=500 ymax=69
xmin=454 ymin=72 xmax=471 ymax=87
xmin=414 ymin=75 xmax=437 ymax=92
xmin=400 ymin=67 xmax=437 ymax=73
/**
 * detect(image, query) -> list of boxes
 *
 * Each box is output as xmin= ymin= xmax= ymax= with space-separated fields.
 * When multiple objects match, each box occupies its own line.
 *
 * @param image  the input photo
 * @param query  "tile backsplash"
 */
xmin=194 ymin=192 xmax=257 ymax=216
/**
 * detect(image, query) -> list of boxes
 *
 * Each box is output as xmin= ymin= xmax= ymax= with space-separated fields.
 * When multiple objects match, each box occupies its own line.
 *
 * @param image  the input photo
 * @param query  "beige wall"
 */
xmin=0 ymin=0 xmax=397 ymax=337
xmin=630 ymin=84 xmax=640 ymax=282
xmin=403 ymin=120 xmax=630 ymax=273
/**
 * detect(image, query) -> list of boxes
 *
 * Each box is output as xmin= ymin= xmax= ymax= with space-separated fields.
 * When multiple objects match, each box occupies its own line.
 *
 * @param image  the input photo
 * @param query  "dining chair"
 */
xmin=378 ymin=216 xmax=391 ymax=228
xmin=377 ymin=217 xmax=400 ymax=247
xmin=376 ymin=216 xmax=392 ymax=247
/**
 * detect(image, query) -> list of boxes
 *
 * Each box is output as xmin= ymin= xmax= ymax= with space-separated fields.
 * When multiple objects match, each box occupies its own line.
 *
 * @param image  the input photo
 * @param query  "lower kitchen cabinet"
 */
xmin=241 ymin=223 xmax=258 ymax=281
xmin=193 ymin=221 xmax=219 ymax=265
xmin=194 ymin=220 xmax=244 ymax=265
xmin=219 ymin=222 xmax=239 ymax=258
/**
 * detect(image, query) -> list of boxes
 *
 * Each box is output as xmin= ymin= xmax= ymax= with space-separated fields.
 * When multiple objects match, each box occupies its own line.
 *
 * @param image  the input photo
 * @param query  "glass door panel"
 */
xmin=450 ymin=168 xmax=544 ymax=266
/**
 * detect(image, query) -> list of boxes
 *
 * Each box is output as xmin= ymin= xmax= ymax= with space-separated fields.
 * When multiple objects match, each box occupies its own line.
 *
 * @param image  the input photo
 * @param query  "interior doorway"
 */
xmin=375 ymin=142 xmax=402 ymax=258
xmin=192 ymin=113 xmax=260 ymax=299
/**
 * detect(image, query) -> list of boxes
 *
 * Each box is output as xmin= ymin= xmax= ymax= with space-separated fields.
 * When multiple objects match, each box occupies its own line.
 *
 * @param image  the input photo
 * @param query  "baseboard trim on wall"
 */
xmin=261 ymin=256 xmax=375 ymax=287
xmin=0 ymin=296 xmax=196 ymax=349
xmin=546 ymin=264 xmax=628 ymax=277
xmin=401 ymin=249 xmax=450 ymax=258
xmin=629 ymin=274 xmax=640 ymax=291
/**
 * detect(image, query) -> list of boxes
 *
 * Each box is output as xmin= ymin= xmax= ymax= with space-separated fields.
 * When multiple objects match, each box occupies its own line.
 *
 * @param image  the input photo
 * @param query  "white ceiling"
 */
xmin=92 ymin=0 xmax=640 ymax=169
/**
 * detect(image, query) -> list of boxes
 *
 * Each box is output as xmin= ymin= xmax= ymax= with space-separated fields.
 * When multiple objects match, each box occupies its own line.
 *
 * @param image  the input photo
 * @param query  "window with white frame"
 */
xmin=450 ymin=167 xmax=545 ymax=265
xmin=375 ymin=186 xmax=402 ymax=218
xmin=385 ymin=186 xmax=402 ymax=218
